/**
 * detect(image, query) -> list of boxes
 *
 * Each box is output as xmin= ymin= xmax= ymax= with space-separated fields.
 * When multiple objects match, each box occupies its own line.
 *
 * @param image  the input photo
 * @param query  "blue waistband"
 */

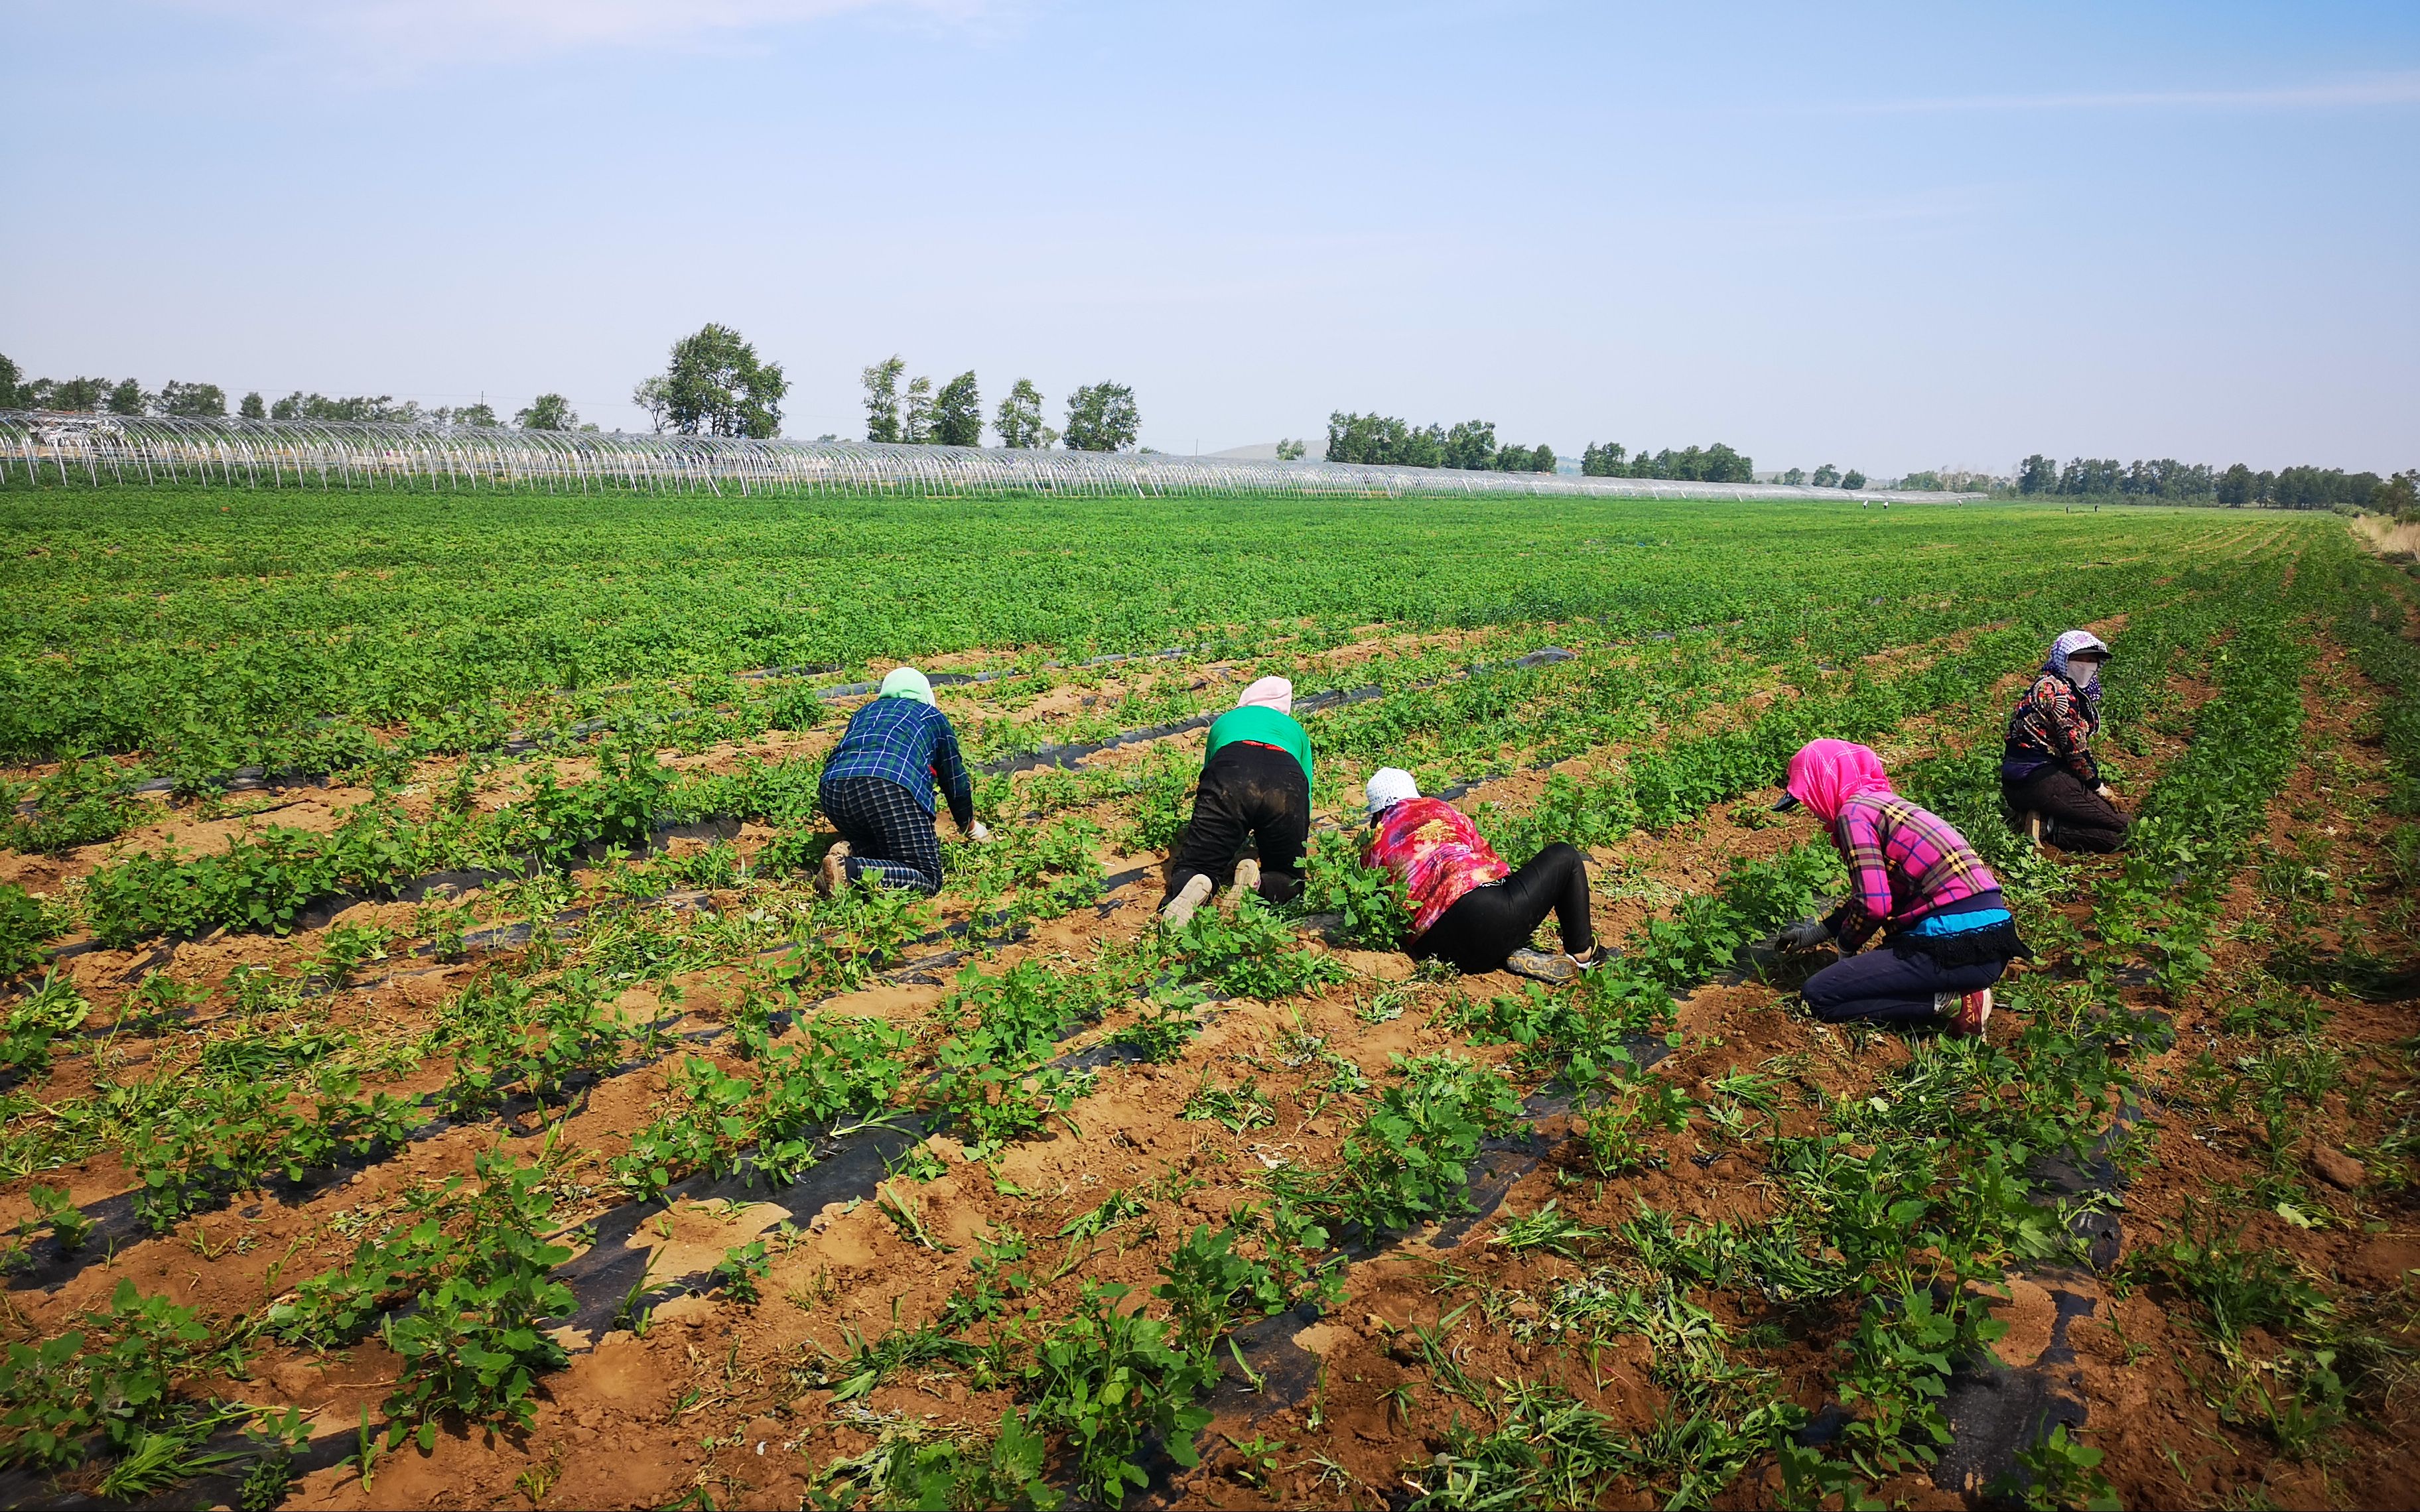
xmin=1909 ymin=907 xmax=2012 ymax=936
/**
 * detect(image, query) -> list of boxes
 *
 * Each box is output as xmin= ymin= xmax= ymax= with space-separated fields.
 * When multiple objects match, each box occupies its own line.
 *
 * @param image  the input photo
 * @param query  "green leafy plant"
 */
xmin=1298 ymin=830 xmax=1414 ymax=947
xmin=1297 ymin=1052 xmax=1522 ymax=1238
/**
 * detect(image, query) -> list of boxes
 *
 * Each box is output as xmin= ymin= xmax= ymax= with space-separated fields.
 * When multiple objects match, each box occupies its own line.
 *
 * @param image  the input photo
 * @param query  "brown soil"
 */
xmin=3 ymin=590 xmax=2413 ymax=1511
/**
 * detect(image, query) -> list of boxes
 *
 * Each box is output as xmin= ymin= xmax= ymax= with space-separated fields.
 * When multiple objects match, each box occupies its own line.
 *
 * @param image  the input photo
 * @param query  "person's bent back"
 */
xmin=1362 ymin=768 xmax=1598 ymax=983
xmin=817 ymin=667 xmax=980 ymax=895
xmin=1161 ymin=676 xmax=1314 ymax=926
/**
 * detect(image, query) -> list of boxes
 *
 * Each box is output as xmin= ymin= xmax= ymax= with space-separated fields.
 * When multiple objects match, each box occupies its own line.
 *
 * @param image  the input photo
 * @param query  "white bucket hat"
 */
xmin=1366 ymin=767 xmax=1420 ymax=817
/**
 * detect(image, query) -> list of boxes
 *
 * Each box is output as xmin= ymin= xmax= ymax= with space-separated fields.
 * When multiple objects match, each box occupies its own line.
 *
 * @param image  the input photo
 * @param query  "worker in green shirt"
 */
xmin=1160 ymin=676 xmax=1315 ymax=927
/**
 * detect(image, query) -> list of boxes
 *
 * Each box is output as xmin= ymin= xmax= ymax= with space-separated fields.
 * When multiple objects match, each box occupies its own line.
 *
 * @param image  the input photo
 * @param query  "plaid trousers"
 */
xmin=819 ymin=775 xmax=945 ymax=895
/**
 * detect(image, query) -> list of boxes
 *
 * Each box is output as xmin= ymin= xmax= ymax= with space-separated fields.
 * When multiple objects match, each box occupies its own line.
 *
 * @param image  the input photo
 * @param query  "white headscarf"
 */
xmin=1236 ymin=676 xmax=1293 ymax=714
xmin=1366 ymin=767 xmax=1419 ymax=818
xmin=878 ymin=666 xmax=935 ymax=706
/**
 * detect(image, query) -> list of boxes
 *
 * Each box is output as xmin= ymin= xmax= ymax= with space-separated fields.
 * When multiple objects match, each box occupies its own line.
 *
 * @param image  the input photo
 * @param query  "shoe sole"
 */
xmin=1227 ymin=859 xmax=1261 ymax=910
xmin=1505 ymin=951 xmax=1578 ymax=984
xmin=1160 ymin=875 xmax=1214 ymax=928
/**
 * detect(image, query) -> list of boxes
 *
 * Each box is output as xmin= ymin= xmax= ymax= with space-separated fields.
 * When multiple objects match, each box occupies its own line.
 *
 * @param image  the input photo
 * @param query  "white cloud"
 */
xmin=173 ymin=0 xmax=1008 ymax=64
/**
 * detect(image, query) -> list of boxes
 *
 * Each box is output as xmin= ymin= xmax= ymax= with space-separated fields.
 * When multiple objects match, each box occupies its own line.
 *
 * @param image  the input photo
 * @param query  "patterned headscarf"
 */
xmin=2044 ymin=629 xmax=2109 ymax=720
xmin=2045 ymin=630 xmax=2109 ymax=687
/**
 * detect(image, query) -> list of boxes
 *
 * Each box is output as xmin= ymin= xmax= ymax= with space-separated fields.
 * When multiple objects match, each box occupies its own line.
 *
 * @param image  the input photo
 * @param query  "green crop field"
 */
xmin=0 ymin=484 xmax=2413 ymax=1510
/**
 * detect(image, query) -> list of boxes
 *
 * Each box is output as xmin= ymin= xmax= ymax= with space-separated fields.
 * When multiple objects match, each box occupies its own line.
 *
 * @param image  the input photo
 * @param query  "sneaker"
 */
xmin=1940 ymin=987 xmax=1993 ymax=1037
xmin=1228 ymin=857 xmax=1262 ymax=907
xmin=1159 ymin=873 xmax=1214 ymax=929
xmin=1506 ymin=948 xmax=1580 ymax=984
xmin=817 ymin=841 xmax=851 ymax=897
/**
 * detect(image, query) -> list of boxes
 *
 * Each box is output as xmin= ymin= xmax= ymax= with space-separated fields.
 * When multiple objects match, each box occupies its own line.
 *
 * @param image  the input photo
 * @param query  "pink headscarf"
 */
xmin=1236 ymin=676 xmax=1293 ymax=714
xmin=1782 ymin=739 xmax=1895 ymax=824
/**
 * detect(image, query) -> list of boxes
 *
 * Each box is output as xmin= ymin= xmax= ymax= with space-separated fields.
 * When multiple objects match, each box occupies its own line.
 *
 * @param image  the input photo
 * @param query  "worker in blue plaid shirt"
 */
xmin=817 ymin=666 xmax=987 ymax=895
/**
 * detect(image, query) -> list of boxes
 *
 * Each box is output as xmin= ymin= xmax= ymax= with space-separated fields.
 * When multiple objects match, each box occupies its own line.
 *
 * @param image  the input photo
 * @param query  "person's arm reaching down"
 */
xmin=931 ymin=716 xmax=976 ymax=832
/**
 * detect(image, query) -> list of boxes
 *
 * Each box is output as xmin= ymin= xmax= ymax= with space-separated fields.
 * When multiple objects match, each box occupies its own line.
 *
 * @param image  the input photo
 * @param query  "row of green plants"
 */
xmin=7 ymin=486 xmax=2287 ymax=777
xmin=0 ymin=529 xmax=2341 ymax=1499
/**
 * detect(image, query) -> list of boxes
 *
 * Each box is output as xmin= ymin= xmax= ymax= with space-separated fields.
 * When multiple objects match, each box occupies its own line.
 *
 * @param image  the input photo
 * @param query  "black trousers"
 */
xmin=1166 ymin=743 xmax=1310 ymax=905
xmin=2004 ymin=767 xmax=2129 ymax=853
xmin=1802 ymin=946 xmax=2009 ymax=1025
xmin=1412 ymin=842 xmax=1594 ymax=974
xmin=819 ymin=775 xmax=944 ymax=895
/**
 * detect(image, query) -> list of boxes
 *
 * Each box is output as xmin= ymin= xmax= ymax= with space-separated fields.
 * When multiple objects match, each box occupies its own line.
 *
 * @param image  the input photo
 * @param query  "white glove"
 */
xmin=2095 ymin=785 xmax=2114 ymax=800
xmin=967 ymin=820 xmax=992 ymax=842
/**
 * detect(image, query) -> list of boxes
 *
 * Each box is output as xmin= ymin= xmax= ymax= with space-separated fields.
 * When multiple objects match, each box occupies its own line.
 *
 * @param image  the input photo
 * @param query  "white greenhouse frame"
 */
xmin=0 ymin=412 xmax=1983 ymax=503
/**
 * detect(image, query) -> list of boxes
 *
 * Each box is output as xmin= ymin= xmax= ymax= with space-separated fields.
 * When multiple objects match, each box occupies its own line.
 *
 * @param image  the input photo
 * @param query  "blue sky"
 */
xmin=3 ymin=0 xmax=2415 ymax=475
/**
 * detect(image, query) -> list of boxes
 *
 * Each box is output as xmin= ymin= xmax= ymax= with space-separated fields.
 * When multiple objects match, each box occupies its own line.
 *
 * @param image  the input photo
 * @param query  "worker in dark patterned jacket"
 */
xmin=817 ymin=667 xmax=986 ymax=896
xmin=2001 ymin=629 xmax=2127 ymax=853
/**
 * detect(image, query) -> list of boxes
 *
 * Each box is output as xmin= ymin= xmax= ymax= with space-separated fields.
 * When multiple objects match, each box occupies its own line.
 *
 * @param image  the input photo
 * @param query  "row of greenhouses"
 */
xmin=0 ymin=410 xmax=1983 ymax=501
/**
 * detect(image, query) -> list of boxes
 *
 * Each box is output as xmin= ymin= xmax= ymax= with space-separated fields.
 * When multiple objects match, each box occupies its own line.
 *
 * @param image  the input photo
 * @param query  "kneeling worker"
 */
xmin=818 ymin=667 xmax=986 ymax=896
xmin=2002 ymin=629 xmax=2127 ymax=852
xmin=1160 ymin=677 xmax=1314 ymax=927
xmin=1773 ymin=739 xmax=2025 ymax=1035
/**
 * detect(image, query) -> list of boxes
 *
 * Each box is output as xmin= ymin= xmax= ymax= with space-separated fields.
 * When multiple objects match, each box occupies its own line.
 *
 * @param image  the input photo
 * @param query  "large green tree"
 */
xmin=1063 ymin=381 xmax=1140 ymax=452
xmin=153 ymin=381 xmax=227 ymax=417
xmin=860 ymin=356 xmax=904 ymax=442
xmin=901 ymin=375 xmax=935 ymax=444
xmin=994 ymin=377 xmax=1047 ymax=448
xmin=1441 ymin=420 xmax=1496 ymax=470
xmin=105 ymin=379 xmax=147 ymax=416
xmin=515 ymin=393 xmax=579 ymax=430
xmin=653 ymin=324 xmax=786 ymax=438
xmin=931 ymin=371 xmax=983 ymax=447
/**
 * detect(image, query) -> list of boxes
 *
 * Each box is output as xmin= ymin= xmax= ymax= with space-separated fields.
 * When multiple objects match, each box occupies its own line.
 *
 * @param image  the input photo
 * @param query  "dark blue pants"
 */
xmin=1802 ymin=946 xmax=2009 ymax=1025
xmin=819 ymin=775 xmax=944 ymax=895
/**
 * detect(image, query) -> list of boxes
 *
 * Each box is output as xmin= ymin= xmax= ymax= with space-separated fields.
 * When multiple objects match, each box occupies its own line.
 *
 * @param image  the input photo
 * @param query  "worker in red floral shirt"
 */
xmin=1774 ymin=739 xmax=2025 ymax=1035
xmin=1362 ymin=768 xmax=1600 ymax=983
xmin=2001 ymin=629 xmax=2127 ymax=852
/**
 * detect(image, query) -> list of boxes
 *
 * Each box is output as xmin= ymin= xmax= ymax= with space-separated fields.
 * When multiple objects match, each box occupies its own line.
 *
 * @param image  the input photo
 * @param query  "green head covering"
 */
xmin=878 ymin=666 xmax=935 ymax=706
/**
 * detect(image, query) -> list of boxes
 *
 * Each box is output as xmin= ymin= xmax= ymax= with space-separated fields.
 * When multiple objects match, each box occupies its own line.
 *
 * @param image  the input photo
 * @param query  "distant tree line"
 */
xmin=1324 ymin=413 xmax=1556 ymax=473
xmin=1583 ymin=441 xmax=1755 ymax=484
xmin=2015 ymin=453 xmax=2405 ymax=511
xmin=1775 ymin=464 xmax=1869 ymax=489
xmin=856 ymin=360 xmax=1138 ymax=452
xmin=0 ymin=351 xmax=593 ymax=431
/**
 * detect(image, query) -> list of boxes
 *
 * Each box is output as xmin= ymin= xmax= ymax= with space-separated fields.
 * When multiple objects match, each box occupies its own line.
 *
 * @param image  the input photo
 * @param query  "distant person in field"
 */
xmin=2001 ymin=630 xmax=2128 ymax=853
xmin=1160 ymin=677 xmax=1313 ymax=928
xmin=817 ymin=667 xmax=986 ymax=897
xmin=1361 ymin=767 xmax=1600 ymax=983
xmin=1773 ymin=740 xmax=2024 ymax=1035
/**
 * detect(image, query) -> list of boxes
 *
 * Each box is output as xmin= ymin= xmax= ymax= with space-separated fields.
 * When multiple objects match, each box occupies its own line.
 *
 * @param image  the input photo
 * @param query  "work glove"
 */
xmin=967 ymin=820 xmax=992 ymax=842
xmin=1777 ymin=917 xmax=1834 ymax=952
xmin=2095 ymin=784 xmax=2114 ymax=800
